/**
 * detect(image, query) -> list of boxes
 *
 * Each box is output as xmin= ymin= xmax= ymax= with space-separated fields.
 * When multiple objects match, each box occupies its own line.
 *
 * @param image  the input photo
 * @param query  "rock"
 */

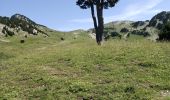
xmin=32 ymin=29 xmax=38 ymax=35
xmin=89 ymin=33 xmax=96 ymax=39
xmin=123 ymin=33 xmax=130 ymax=40
xmin=14 ymin=27 xmax=21 ymax=32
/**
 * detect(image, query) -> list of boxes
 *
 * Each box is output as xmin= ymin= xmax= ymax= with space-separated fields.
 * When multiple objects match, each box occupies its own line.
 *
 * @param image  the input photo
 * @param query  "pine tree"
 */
xmin=76 ymin=0 xmax=119 ymax=45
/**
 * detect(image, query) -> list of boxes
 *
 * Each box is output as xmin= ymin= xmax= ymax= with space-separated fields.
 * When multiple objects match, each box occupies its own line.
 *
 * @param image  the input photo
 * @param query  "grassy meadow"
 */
xmin=0 ymin=32 xmax=170 ymax=100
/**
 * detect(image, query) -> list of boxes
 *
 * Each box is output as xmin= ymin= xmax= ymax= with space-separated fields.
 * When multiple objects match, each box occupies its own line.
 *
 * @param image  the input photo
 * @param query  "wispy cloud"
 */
xmin=70 ymin=0 xmax=163 ymax=23
xmin=105 ymin=0 xmax=163 ymax=22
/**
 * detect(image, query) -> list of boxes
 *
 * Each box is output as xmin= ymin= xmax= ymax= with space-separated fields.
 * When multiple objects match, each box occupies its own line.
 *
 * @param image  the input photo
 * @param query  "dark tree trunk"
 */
xmin=90 ymin=1 xmax=104 ymax=45
xmin=96 ymin=4 xmax=104 ymax=45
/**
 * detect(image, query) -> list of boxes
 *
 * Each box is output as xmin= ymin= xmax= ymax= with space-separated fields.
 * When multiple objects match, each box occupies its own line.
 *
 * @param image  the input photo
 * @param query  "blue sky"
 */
xmin=0 ymin=0 xmax=170 ymax=31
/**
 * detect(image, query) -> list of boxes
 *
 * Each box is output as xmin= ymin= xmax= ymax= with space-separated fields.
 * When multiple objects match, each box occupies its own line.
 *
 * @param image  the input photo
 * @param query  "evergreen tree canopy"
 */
xmin=76 ymin=0 xmax=119 ymax=9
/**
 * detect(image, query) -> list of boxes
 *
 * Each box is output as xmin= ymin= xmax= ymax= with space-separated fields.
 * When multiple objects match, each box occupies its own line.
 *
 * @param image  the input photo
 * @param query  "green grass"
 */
xmin=0 ymin=32 xmax=170 ymax=100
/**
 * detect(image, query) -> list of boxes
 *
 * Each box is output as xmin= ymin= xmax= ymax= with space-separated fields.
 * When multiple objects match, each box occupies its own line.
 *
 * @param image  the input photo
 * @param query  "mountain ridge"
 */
xmin=0 ymin=11 xmax=170 ymax=41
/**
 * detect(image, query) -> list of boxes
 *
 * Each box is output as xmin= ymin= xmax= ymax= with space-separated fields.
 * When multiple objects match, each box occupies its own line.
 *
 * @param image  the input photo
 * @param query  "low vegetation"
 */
xmin=0 ymin=32 xmax=170 ymax=99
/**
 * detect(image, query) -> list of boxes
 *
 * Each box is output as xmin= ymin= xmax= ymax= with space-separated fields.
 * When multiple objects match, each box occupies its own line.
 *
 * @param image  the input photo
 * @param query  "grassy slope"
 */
xmin=0 ymin=32 xmax=170 ymax=100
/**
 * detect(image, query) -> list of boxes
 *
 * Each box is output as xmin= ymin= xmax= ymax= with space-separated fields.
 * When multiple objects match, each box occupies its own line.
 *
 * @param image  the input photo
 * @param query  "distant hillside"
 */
xmin=0 ymin=14 xmax=55 ymax=37
xmin=88 ymin=11 xmax=170 ymax=41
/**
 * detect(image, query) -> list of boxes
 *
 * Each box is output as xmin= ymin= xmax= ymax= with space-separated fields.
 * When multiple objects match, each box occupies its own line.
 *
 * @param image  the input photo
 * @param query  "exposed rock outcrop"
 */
xmin=0 ymin=14 xmax=48 ymax=37
xmin=149 ymin=11 xmax=170 ymax=29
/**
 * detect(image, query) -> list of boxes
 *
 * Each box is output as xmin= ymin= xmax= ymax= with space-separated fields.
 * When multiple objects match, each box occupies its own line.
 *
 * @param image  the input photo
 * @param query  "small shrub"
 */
xmin=20 ymin=39 xmax=25 ymax=43
xmin=110 ymin=31 xmax=119 ymax=37
xmin=120 ymin=28 xmax=129 ymax=33
xmin=60 ymin=37 xmax=65 ymax=41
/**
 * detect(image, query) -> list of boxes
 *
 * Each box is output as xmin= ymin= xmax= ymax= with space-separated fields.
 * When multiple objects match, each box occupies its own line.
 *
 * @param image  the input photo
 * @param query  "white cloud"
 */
xmin=70 ymin=0 xmax=163 ymax=23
